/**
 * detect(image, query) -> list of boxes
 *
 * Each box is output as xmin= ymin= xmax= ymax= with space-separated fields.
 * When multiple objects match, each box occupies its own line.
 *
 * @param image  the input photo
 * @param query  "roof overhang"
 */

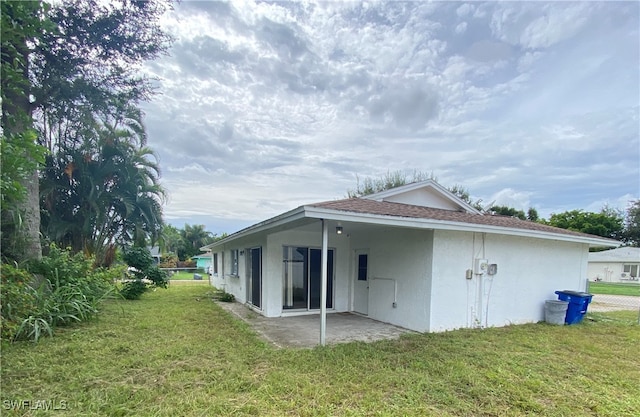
xmin=202 ymin=205 xmax=620 ymax=251
xmin=302 ymin=206 xmax=619 ymax=248
xmin=201 ymin=206 xmax=307 ymax=251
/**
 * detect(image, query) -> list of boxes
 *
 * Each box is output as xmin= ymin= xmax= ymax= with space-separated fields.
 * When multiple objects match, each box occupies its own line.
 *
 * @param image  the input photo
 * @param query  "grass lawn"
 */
xmin=2 ymin=285 xmax=639 ymax=416
xmin=588 ymin=281 xmax=640 ymax=296
xmin=168 ymin=270 xmax=207 ymax=280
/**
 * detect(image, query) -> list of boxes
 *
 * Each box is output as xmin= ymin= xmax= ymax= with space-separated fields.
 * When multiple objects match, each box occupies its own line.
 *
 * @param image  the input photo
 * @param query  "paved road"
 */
xmin=589 ymin=294 xmax=640 ymax=312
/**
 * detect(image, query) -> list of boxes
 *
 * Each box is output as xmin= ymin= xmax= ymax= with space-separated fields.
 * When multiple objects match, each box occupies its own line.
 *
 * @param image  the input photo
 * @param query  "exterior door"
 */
xmin=309 ymin=248 xmax=333 ymax=309
xmin=247 ymin=247 xmax=261 ymax=308
xmin=353 ymin=250 xmax=369 ymax=315
xmin=283 ymin=246 xmax=333 ymax=310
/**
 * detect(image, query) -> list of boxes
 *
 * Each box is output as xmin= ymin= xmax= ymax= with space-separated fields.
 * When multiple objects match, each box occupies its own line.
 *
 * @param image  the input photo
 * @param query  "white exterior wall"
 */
xmin=209 ymin=234 xmax=268 ymax=306
xmin=382 ymin=189 xmax=460 ymax=210
xmin=349 ymin=227 xmax=434 ymax=332
xmin=209 ymin=221 xmax=593 ymax=334
xmin=588 ymin=262 xmax=639 ymax=282
xmin=430 ymin=230 xmax=589 ymax=332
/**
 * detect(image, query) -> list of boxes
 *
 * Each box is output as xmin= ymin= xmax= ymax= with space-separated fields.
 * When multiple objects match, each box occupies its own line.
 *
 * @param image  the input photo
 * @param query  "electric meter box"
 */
xmin=474 ymin=259 xmax=488 ymax=275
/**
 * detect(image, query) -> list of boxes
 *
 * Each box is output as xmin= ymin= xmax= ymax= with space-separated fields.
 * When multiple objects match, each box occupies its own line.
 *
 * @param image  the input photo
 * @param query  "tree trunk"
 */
xmin=20 ymin=170 xmax=43 ymax=260
xmin=1 ymin=1 xmax=43 ymax=261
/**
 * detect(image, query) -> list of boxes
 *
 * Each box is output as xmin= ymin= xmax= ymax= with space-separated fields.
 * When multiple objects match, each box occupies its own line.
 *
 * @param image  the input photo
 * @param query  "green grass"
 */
xmin=588 ymin=281 xmax=640 ymax=296
xmin=2 ymin=286 xmax=639 ymax=416
xmin=168 ymin=271 xmax=206 ymax=280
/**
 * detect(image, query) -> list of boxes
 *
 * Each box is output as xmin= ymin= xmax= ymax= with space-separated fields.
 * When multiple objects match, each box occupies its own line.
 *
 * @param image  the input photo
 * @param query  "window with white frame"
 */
xmin=623 ymin=264 xmax=638 ymax=278
xmin=213 ymin=253 xmax=218 ymax=274
xmin=230 ymin=249 xmax=239 ymax=276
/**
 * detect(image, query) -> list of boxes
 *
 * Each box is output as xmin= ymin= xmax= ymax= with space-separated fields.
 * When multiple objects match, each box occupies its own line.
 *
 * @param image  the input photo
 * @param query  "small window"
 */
xmin=357 ymin=254 xmax=368 ymax=281
xmin=231 ymin=249 xmax=239 ymax=276
xmin=623 ymin=264 xmax=638 ymax=278
xmin=213 ymin=253 xmax=218 ymax=274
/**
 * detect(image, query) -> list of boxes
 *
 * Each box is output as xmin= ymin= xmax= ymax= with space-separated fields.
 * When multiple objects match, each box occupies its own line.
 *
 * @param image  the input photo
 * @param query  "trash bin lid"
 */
xmin=555 ymin=290 xmax=592 ymax=297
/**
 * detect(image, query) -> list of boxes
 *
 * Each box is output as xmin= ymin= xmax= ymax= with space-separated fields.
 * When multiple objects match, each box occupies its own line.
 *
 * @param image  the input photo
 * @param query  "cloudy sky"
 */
xmin=141 ymin=1 xmax=640 ymax=235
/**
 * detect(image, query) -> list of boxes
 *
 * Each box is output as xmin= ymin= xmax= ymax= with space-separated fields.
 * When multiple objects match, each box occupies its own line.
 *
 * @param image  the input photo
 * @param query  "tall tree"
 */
xmin=179 ymin=224 xmax=214 ymax=260
xmin=348 ymin=170 xmax=435 ymax=198
xmin=527 ymin=207 xmax=539 ymax=222
xmin=623 ymin=200 xmax=640 ymax=247
xmin=489 ymin=206 xmax=527 ymax=220
xmin=159 ymin=224 xmax=184 ymax=255
xmin=33 ymin=0 xmax=173 ymax=152
xmin=40 ymin=121 xmax=164 ymax=266
xmin=347 ymin=170 xmax=484 ymax=210
xmin=544 ymin=209 xmax=624 ymax=240
xmin=2 ymin=0 xmax=172 ymax=262
xmin=1 ymin=0 xmax=49 ymax=262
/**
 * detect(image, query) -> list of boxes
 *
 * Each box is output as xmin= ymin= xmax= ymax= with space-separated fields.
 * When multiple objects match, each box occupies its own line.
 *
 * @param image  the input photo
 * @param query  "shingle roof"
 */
xmin=309 ymin=198 xmax=617 ymax=242
xmin=589 ymin=247 xmax=640 ymax=262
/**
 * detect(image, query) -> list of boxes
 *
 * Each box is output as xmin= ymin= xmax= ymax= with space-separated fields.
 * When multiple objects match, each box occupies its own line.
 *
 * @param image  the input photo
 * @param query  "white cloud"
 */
xmin=519 ymin=4 xmax=591 ymax=49
xmin=487 ymin=188 xmax=532 ymax=211
xmin=456 ymin=4 xmax=473 ymax=18
xmin=140 ymin=0 xmax=639 ymax=233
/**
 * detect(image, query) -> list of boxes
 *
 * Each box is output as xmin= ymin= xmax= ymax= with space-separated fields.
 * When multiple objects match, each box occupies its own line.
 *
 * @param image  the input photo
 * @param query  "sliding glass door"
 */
xmin=283 ymin=246 xmax=334 ymax=310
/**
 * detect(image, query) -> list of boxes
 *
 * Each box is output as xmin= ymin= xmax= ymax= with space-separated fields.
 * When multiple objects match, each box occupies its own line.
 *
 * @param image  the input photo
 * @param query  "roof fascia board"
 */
xmin=201 ymin=206 xmax=306 ymax=251
xmin=303 ymin=206 xmax=619 ymax=248
xmin=363 ymin=180 xmax=481 ymax=214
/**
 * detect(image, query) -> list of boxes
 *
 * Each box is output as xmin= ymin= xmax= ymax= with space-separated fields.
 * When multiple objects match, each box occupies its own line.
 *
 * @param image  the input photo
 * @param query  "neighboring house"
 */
xmin=148 ymin=246 xmax=162 ymax=265
xmin=201 ymin=180 xmax=618 ymax=337
xmin=588 ymin=247 xmax=640 ymax=282
xmin=192 ymin=254 xmax=212 ymax=271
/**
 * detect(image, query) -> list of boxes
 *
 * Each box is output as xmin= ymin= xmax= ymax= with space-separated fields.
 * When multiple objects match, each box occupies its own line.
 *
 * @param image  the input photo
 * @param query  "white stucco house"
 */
xmin=202 ymin=180 xmax=618 ymax=340
xmin=588 ymin=247 xmax=640 ymax=282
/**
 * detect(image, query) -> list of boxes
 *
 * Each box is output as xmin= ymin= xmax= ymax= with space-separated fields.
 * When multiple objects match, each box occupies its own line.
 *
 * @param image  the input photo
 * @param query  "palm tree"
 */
xmin=159 ymin=224 xmax=184 ymax=255
xmin=179 ymin=224 xmax=213 ymax=260
xmin=40 ymin=112 xmax=165 ymax=266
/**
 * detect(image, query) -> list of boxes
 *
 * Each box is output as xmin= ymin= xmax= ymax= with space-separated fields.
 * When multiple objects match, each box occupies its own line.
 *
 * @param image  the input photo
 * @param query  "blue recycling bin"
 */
xmin=554 ymin=290 xmax=593 ymax=325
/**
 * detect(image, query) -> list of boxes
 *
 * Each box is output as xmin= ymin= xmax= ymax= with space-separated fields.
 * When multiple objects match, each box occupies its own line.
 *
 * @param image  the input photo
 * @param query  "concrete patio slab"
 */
xmin=216 ymin=301 xmax=414 ymax=348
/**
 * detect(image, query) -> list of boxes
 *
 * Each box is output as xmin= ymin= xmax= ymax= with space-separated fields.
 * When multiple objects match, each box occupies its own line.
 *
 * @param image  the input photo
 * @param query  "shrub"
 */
xmin=145 ymin=266 xmax=168 ymax=288
xmin=1 ymin=264 xmax=37 ymax=341
xmin=120 ymin=280 xmax=148 ymax=300
xmin=34 ymin=244 xmax=92 ymax=286
xmin=177 ymin=260 xmax=196 ymax=268
xmin=119 ymin=247 xmax=168 ymax=299
xmin=29 ymin=244 xmax=115 ymax=301
xmin=1 ymin=245 xmax=119 ymax=343
xmin=159 ymin=252 xmax=178 ymax=268
xmin=122 ymin=247 xmax=153 ymax=273
xmin=219 ymin=292 xmax=235 ymax=302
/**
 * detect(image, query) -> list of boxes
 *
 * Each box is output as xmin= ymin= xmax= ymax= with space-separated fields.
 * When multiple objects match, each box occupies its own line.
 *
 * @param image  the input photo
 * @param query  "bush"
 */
xmin=159 ymin=252 xmax=178 ymax=268
xmin=1 ymin=264 xmax=37 ymax=341
xmin=120 ymin=280 xmax=148 ymax=300
xmin=219 ymin=292 xmax=235 ymax=302
xmin=31 ymin=244 xmax=92 ymax=287
xmin=177 ymin=260 xmax=196 ymax=268
xmin=145 ymin=266 xmax=168 ymax=288
xmin=119 ymin=246 xmax=168 ymax=299
xmin=1 ymin=245 xmax=120 ymax=343
xmin=122 ymin=247 xmax=153 ymax=273
xmin=29 ymin=244 xmax=114 ymax=301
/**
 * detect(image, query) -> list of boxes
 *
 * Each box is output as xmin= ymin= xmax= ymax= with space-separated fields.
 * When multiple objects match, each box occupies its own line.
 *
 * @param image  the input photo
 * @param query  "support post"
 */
xmin=320 ymin=219 xmax=328 ymax=346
